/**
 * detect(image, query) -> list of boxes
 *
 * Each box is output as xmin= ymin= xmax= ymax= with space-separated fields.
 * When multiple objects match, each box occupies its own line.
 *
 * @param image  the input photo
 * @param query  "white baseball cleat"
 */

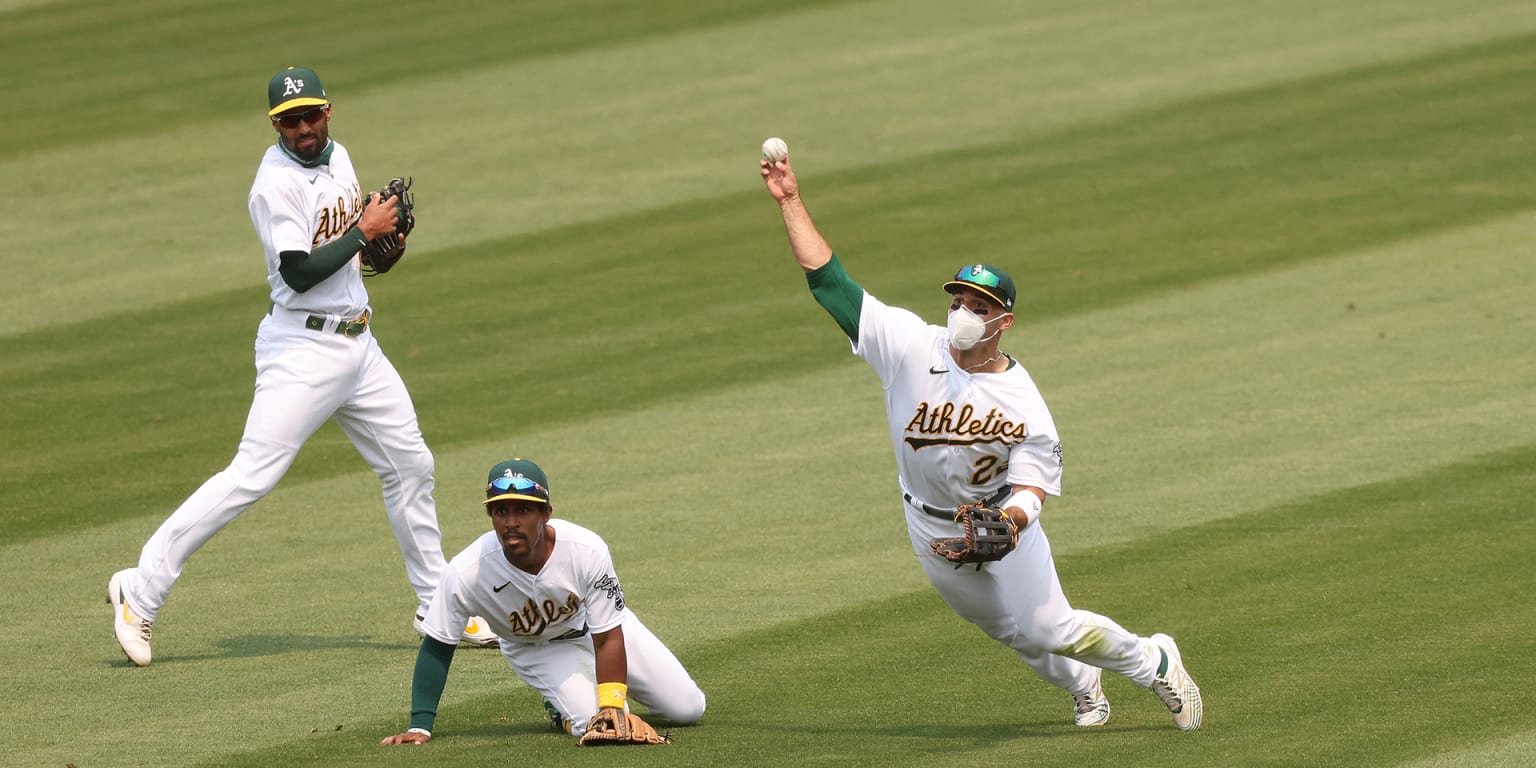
xmin=1148 ymin=633 xmax=1203 ymax=731
xmin=107 ymin=570 xmax=153 ymax=667
xmin=414 ymin=614 xmax=500 ymax=647
xmin=459 ymin=616 xmax=499 ymax=647
xmin=1072 ymin=675 xmax=1112 ymax=727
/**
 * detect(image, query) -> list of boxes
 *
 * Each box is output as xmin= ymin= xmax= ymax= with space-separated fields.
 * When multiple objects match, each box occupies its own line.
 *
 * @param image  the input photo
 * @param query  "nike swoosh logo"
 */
xmin=492 ymin=581 xmax=511 ymax=593
xmin=929 ymin=366 xmax=948 ymax=374
xmin=119 ymin=588 xmax=137 ymax=623
xmin=465 ymin=618 xmax=482 ymax=634
xmin=308 ymin=175 xmax=319 ymax=184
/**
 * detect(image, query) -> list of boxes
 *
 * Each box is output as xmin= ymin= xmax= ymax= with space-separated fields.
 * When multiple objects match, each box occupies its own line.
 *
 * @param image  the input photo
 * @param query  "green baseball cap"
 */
xmin=267 ymin=67 xmax=328 ymax=116
xmin=943 ymin=263 xmax=1016 ymax=311
xmin=484 ymin=458 xmax=552 ymax=505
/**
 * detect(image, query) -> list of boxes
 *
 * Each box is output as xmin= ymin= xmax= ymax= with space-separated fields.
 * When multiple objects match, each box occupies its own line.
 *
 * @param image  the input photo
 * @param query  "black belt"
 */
xmin=551 ymin=624 xmax=589 ymax=641
xmin=268 ymin=305 xmax=372 ymax=337
xmin=904 ymin=485 xmax=1011 ymax=520
xmin=306 ymin=308 xmax=370 ymax=337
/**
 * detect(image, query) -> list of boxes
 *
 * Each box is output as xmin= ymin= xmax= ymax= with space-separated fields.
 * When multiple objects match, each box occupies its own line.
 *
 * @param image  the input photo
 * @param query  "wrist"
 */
xmin=406 ymin=727 xmax=431 ymax=737
xmin=1005 ymin=490 xmax=1043 ymax=527
xmin=596 ymin=682 xmax=628 ymax=710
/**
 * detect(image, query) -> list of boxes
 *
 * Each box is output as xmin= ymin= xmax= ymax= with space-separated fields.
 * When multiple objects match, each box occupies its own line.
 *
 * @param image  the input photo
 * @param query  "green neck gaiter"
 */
xmin=278 ymin=137 xmax=335 ymax=169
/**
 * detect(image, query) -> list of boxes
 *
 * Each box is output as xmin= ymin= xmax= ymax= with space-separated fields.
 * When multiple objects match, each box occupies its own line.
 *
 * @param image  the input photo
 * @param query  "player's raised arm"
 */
xmin=760 ymin=141 xmax=833 ymax=272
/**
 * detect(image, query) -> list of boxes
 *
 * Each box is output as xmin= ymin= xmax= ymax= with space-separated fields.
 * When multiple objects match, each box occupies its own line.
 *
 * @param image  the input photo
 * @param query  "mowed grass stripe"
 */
xmin=7 ymin=0 xmax=1536 ymax=334
xmin=6 ymin=29 xmax=1535 ymax=541
xmin=1398 ymin=731 xmax=1536 ymax=768
xmin=146 ymin=442 xmax=1536 ymax=768
xmin=0 ymin=0 xmax=860 ymax=159
xmin=1035 ymin=209 xmax=1536 ymax=548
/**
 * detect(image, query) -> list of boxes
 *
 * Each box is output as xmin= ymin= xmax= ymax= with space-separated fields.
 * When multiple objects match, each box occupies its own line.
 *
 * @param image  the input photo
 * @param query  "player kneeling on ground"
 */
xmin=381 ymin=458 xmax=706 ymax=746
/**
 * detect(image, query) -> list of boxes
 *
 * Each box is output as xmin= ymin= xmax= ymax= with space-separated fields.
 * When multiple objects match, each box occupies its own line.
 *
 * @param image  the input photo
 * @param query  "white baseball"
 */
xmin=761 ymin=137 xmax=789 ymax=163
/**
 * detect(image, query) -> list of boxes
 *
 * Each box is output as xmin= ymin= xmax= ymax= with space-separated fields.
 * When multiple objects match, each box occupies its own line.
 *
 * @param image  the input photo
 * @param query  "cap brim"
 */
xmin=268 ymin=97 xmax=329 ymax=117
xmin=484 ymin=492 xmax=550 ymax=505
xmin=944 ymin=280 xmax=1011 ymax=309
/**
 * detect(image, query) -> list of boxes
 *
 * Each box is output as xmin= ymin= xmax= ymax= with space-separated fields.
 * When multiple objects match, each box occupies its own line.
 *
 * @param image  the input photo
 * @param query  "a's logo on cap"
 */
xmin=282 ymin=77 xmax=304 ymax=97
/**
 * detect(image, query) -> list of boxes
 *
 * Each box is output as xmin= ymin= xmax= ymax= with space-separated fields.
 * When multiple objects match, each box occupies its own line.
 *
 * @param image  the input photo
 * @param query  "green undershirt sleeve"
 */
xmin=408 ymin=636 xmax=458 ymax=732
xmin=806 ymin=253 xmax=864 ymax=342
xmin=277 ymin=227 xmax=368 ymax=293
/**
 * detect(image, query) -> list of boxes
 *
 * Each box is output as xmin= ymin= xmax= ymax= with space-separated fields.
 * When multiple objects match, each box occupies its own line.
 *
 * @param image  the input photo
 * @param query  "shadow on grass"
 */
xmin=100 ymin=633 xmax=412 ymax=666
xmin=725 ymin=716 xmax=1171 ymax=742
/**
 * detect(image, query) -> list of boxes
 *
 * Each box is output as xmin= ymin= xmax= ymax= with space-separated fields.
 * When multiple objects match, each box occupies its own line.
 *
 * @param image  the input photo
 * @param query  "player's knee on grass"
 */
xmin=646 ymin=686 xmax=706 ymax=725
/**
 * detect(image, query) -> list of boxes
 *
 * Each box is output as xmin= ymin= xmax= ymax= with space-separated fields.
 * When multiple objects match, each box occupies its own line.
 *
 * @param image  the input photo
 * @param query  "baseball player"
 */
xmin=760 ymin=151 xmax=1203 ymax=730
xmin=106 ymin=67 xmax=495 ymax=667
xmin=380 ymin=458 xmax=706 ymax=745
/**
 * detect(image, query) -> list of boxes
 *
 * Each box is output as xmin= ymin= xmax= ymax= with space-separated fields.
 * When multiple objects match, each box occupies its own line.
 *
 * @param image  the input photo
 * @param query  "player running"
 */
xmin=106 ymin=67 xmax=496 ymax=667
xmin=381 ymin=458 xmax=705 ymax=745
xmin=759 ymin=147 xmax=1203 ymax=730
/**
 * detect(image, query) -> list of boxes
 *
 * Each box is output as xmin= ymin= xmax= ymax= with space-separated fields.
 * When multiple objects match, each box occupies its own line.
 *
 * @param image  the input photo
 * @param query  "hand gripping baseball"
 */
xmin=760 ymin=139 xmax=798 ymax=203
xmin=930 ymin=502 xmax=1020 ymax=569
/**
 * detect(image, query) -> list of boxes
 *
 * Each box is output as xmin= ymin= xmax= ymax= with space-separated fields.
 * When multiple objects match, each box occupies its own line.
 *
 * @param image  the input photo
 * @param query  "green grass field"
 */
xmin=4 ymin=1 xmax=1535 ymax=766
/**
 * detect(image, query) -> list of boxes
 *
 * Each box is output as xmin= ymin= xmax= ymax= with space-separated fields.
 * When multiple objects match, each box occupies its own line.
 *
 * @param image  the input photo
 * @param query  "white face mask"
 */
xmin=948 ymin=306 xmax=1004 ymax=350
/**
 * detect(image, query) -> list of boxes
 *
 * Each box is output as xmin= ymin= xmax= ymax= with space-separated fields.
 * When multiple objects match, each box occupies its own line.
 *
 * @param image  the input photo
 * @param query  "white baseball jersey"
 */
xmin=852 ymin=292 xmax=1064 ymax=543
xmin=419 ymin=520 xmax=626 ymax=646
xmin=247 ymin=141 xmax=369 ymax=317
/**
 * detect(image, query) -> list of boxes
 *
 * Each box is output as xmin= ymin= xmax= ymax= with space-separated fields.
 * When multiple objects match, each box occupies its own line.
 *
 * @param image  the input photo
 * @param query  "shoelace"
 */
xmin=1151 ymin=676 xmax=1184 ymax=713
xmin=1073 ymin=692 xmax=1101 ymax=714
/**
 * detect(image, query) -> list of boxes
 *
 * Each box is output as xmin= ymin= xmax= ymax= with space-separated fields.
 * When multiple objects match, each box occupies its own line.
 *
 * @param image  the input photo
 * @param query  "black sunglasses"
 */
xmin=271 ymin=105 xmax=328 ymax=129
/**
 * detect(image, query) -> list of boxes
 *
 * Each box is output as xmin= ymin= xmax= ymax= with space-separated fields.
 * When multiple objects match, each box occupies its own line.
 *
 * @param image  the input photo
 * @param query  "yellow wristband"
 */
xmin=596 ymin=682 xmax=628 ymax=710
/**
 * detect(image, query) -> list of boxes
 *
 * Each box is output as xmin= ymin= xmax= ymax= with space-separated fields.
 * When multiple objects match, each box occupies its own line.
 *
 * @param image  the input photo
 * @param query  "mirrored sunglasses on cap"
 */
xmin=485 ymin=474 xmax=550 ymax=504
xmin=946 ymin=264 xmax=1014 ymax=310
xmin=953 ymin=264 xmax=1004 ymax=289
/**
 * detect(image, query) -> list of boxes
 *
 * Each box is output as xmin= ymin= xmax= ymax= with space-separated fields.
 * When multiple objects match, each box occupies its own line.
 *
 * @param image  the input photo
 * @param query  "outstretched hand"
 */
xmin=761 ymin=157 xmax=799 ymax=203
xmin=380 ymin=730 xmax=431 ymax=746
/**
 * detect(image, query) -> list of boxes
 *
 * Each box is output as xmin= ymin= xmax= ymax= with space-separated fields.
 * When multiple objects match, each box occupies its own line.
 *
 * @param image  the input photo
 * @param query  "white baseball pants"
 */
xmin=120 ymin=311 xmax=444 ymax=622
xmin=505 ymin=612 xmax=706 ymax=737
xmin=912 ymin=516 xmax=1162 ymax=695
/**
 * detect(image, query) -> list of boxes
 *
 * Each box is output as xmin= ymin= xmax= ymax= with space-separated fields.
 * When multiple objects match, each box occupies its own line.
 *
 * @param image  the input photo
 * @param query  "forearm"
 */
xmin=778 ymin=195 xmax=834 ymax=272
xmin=591 ymin=627 xmax=627 ymax=687
xmin=277 ymin=227 xmax=367 ymax=292
xmin=407 ymin=637 xmax=458 ymax=732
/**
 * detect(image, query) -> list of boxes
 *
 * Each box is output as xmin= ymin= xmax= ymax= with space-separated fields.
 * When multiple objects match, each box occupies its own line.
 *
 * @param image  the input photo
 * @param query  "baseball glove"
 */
xmin=930 ymin=501 xmax=1019 ymax=569
xmin=360 ymin=176 xmax=414 ymax=276
xmin=578 ymin=708 xmax=671 ymax=746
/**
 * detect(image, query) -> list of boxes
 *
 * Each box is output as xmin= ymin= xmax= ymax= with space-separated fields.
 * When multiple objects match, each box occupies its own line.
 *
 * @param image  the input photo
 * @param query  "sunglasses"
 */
xmin=271 ymin=105 xmax=328 ymax=129
xmin=487 ymin=474 xmax=549 ymax=501
xmin=955 ymin=265 xmax=1003 ymax=289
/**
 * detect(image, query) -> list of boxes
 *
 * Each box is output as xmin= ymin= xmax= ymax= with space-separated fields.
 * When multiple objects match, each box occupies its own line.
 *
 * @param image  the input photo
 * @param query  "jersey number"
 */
xmin=971 ymin=456 xmax=1008 ymax=487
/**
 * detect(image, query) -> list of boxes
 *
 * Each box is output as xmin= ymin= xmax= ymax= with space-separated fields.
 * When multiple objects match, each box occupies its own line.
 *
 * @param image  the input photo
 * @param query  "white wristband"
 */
xmin=1005 ymin=490 xmax=1042 ymax=527
xmin=407 ymin=727 xmax=431 ymax=736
